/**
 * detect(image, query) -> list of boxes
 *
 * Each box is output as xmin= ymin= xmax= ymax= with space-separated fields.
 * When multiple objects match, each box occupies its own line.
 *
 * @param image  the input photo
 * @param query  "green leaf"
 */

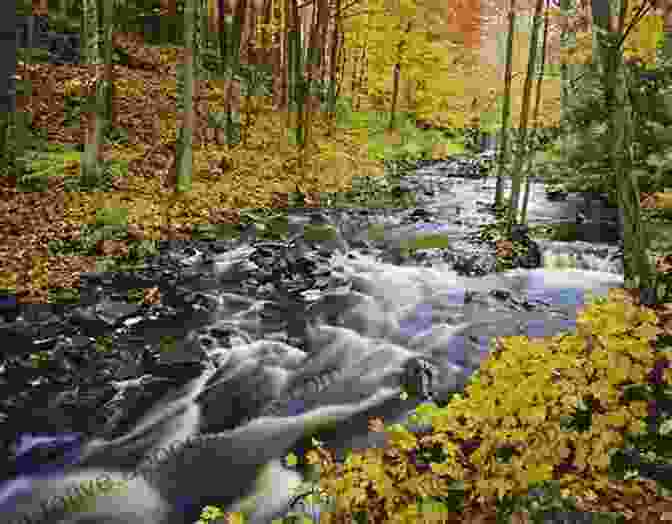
xmin=659 ymin=418 xmax=672 ymax=436
xmin=285 ymin=452 xmax=298 ymax=467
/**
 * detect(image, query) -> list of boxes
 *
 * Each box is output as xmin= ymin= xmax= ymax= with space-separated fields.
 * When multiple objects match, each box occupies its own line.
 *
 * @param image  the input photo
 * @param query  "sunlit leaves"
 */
xmin=295 ymin=288 xmax=670 ymax=518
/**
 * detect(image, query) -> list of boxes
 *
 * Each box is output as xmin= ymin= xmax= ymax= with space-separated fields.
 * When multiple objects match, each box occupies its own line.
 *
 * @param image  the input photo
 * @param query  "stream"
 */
xmin=0 ymin=155 xmax=628 ymax=524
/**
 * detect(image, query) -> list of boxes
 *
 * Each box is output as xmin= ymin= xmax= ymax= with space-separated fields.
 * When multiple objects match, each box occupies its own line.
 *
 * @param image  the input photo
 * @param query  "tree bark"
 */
xmin=560 ymin=0 xmax=578 ymax=158
xmin=595 ymin=0 xmax=656 ymax=302
xmin=175 ymin=0 xmax=196 ymax=194
xmin=80 ymin=0 xmax=105 ymax=187
xmin=103 ymin=0 xmax=116 ymax=128
xmin=388 ymin=21 xmax=412 ymax=131
xmin=272 ymin=0 xmax=287 ymax=110
xmin=521 ymin=0 xmax=550 ymax=225
xmin=286 ymin=0 xmax=303 ymax=142
xmin=493 ymin=0 xmax=517 ymax=210
xmin=506 ymin=0 xmax=546 ymax=235
xmin=663 ymin=0 xmax=672 ymax=59
xmin=223 ymin=0 xmax=247 ymax=146
xmin=326 ymin=0 xmax=342 ymax=132
xmin=0 ymin=1 xmax=17 ymax=176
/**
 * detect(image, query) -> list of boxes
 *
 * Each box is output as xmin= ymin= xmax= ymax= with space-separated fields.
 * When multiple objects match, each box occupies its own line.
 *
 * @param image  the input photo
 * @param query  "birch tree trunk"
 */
xmin=506 ymin=0 xmax=546 ymax=235
xmin=493 ymin=0 xmax=517 ymax=211
xmin=520 ymin=0 xmax=550 ymax=225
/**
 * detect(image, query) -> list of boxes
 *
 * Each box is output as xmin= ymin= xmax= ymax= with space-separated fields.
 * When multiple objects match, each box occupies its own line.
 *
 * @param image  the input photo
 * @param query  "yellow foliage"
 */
xmin=305 ymin=289 xmax=667 ymax=520
xmin=623 ymin=13 xmax=663 ymax=66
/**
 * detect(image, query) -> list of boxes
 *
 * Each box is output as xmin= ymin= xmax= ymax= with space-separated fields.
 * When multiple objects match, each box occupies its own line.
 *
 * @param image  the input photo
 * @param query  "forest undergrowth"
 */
xmin=2 ymin=31 xmax=424 ymax=304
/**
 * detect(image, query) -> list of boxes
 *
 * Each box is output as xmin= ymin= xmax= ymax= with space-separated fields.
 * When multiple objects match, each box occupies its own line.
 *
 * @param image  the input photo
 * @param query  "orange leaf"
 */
xmin=143 ymin=287 xmax=162 ymax=306
xmin=369 ymin=418 xmax=386 ymax=433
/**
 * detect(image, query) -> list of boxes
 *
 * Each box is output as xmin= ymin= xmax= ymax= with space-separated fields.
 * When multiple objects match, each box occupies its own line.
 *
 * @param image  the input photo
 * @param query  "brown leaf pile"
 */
xmin=6 ymin=31 xmax=382 ymax=302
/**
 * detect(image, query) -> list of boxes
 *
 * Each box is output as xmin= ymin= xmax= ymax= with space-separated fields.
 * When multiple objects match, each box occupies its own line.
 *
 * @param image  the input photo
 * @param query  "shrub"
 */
xmin=301 ymin=289 xmax=666 ymax=523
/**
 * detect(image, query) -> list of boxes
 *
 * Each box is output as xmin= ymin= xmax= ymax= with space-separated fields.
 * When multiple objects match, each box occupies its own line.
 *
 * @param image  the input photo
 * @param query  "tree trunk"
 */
xmin=301 ymin=0 xmax=328 ymax=159
xmin=0 ymin=1 xmax=17 ymax=176
xmin=175 ymin=0 xmax=196 ymax=194
xmin=521 ymin=0 xmax=550 ymax=225
xmin=326 ymin=0 xmax=342 ymax=133
xmin=58 ymin=0 xmax=68 ymax=18
xmin=218 ymin=0 xmax=230 ymax=76
xmin=663 ymin=0 xmax=672 ymax=59
xmin=80 ymin=0 xmax=105 ymax=187
xmin=595 ymin=0 xmax=656 ymax=303
xmin=286 ymin=0 xmax=303 ymax=144
xmin=315 ymin=0 xmax=330 ymax=111
xmin=560 ymin=0 xmax=578 ymax=158
xmin=506 ymin=0 xmax=546 ymax=236
xmin=272 ymin=0 xmax=287 ymax=110
xmin=388 ymin=21 xmax=412 ymax=131
xmin=493 ymin=0 xmax=517 ymax=210
xmin=352 ymin=47 xmax=366 ymax=112
xmin=591 ymin=0 xmax=611 ymax=77
xmin=81 ymin=0 xmax=100 ymax=67
xmin=261 ymin=0 xmax=273 ymax=65
xmin=223 ymin=0 xmax=247 ymax=147
xmin=102 ymin=0 xmax=116 ymax=128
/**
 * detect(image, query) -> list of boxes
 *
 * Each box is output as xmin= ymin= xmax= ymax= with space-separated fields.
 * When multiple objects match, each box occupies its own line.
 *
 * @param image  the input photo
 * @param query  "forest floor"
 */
xmin=3 ymin=30 xmax=427 ymax=304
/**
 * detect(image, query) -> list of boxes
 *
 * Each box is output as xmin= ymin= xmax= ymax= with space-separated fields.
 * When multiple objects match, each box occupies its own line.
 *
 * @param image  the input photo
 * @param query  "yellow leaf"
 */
xmin=285 ymin=452 xmax=298 ymax=467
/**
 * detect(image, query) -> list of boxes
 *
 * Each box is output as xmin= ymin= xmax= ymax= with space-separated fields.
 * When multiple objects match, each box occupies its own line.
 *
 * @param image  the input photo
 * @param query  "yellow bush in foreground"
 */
xmin=302 ymin=289 xmax=664 ymax=523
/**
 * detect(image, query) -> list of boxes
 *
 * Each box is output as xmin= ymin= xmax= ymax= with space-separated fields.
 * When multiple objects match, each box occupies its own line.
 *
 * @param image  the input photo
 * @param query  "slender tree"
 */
xmin=285 ymin=0 xmax=304 ymax=143
xmin=559 ymin=0 xmax=578 ymax=159
xmin=174 ymin=0 xmax=197 ymax=194
xmin=662 ymin=0 xmax=672 ymax=59
xmin=81 ymin=0 xmax=100 ymax=67
xmin=593 ymin=0 xmax=656 ymax=303
xmin=221 ymin=0 xmax=247 ymax=146
xmin=80 ymin=0 xmax=106 ymax=187
xmin=13 ymin=0 xmax=36 ymax=183
xmin=353 ymin=46 xmax=366 ymax=112
xmin=326 ymin=0 xmax=344 ymax=133
xmin=520 ymin=0 xmax=551 ymax=225
xmin=0 ymin=0 xmax=17 ymax=176
xmin=272 ymin=0 xmax=288 ymax=110
xmin=260 ymin=0 xmax=274 ymax=66
xmin=506 ymin=0 xmax=546 ymax=235
xmin=493 ymin=0 xmax=517 ymax=211
xmin=388 ymin=20 xmax=412 ymax=131
xmin=218 ymin=0 xmax=231 ymax=77
xmin=57 ymin=0 xmax=68 ymax=18
xmin=301 ymin=0 xmax=329 ymax=160
xmin=102 ymin=0 xmax=116 ymax=128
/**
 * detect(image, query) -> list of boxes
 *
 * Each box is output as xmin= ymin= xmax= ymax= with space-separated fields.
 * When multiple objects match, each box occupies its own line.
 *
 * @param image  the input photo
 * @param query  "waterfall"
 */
xmin=539 ymin=240 xmax=623 ymax=274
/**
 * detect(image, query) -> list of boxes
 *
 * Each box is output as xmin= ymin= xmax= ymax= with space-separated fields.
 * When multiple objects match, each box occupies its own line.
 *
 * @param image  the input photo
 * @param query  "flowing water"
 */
xmin=0 ymin=158 xmax=627 ymax=524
